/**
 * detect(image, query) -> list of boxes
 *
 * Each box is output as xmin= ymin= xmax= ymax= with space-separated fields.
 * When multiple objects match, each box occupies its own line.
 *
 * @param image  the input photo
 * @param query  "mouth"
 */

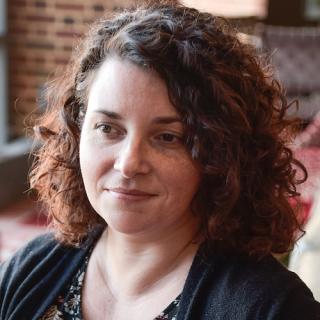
xmin=106 ymin=188 xmax=157 ymax=201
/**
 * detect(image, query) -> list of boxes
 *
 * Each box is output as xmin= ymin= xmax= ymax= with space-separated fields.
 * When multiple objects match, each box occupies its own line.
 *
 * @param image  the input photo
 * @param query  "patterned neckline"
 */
xmin=41 ymin=251 xmax=181 ymax=319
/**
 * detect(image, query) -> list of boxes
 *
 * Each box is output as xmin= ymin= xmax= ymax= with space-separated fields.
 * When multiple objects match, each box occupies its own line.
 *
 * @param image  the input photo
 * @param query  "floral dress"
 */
xmin=40 ymin=254 xmax=181 ymax=320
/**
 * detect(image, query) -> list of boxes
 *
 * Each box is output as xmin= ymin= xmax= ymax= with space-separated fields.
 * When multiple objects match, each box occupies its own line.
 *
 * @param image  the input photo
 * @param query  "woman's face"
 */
xmin=79 ymin=57 xmax=201 ymax=237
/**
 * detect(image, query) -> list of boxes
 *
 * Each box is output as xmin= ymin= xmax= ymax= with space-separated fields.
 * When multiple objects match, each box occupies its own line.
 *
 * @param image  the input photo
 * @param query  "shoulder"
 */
xmin=0 ymin=232 xmax=72 ymax=302
xmin=0 ymin=232 xmax=76 ymax=279
xmin=184 ymin=245 xmax=320 ymax=319
xmin=0 ymin=226 xmax=103 ymax=277
xmin=0 ymin=232 xmax=59 ymax=281
xmin=0 ymin=227 xmax=103 ymax=320
xmin=227 ymin=254 xmax=320 ymax=319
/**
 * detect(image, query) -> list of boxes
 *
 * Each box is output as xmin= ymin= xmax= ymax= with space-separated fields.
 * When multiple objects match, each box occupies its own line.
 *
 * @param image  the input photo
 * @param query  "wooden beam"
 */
xmin=266 ymin=0 xmax=306 ymax=26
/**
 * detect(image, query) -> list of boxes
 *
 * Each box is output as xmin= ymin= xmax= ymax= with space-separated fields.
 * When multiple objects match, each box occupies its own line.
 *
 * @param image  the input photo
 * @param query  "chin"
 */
xmin=101 ymin=210 xmax=155 ymax=235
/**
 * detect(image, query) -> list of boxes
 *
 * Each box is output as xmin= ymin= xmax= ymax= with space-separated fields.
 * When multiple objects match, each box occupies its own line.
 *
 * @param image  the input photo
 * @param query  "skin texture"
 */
xmin=79 ymin=57 xmax=202 ymax=319
xmin=79 ymin=57 xmax=201 ymax=241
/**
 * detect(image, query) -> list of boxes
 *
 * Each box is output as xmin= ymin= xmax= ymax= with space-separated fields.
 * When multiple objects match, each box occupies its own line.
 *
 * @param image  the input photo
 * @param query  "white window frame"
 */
xmin=0 ymin=0 xmax=31 ymax=159
xmin=0 ymin=0 xmax=33 ymax=208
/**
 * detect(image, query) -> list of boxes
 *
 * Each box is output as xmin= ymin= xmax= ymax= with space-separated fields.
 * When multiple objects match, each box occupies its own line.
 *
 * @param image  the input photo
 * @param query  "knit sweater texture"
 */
xmin=1 ymin=228 xmax=320 ymax=320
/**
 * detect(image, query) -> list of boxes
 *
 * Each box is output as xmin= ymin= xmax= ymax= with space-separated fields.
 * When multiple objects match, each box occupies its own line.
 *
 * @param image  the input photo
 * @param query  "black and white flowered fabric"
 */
xmin=41 ymin=254 xmax=181 ymax=320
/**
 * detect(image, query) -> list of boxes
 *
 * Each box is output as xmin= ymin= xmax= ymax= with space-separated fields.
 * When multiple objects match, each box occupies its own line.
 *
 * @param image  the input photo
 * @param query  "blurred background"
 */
xmin=0 ymin=0 xmax=320 ymax=299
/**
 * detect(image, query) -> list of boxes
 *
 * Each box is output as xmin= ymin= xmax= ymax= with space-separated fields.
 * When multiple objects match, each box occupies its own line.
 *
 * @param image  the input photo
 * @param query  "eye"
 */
xmin=97 ymin=124 xmax=112 ymax=133
xmin=94 ymin=123 xmax=124 ymax=139
xmin=157 ymin=133 xmax=181 ymax=144
xmin=160 ymin=133 xmax=176 ymax=142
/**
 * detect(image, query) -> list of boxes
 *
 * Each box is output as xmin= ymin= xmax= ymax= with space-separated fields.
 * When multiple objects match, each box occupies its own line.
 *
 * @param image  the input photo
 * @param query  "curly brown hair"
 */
xmin=30 ymin=0 xmax=306 ymax=256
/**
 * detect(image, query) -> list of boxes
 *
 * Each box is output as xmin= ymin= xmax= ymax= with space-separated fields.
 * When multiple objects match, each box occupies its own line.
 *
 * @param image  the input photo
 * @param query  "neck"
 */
xmin=93 ymin=216 xmax=202 ymax=301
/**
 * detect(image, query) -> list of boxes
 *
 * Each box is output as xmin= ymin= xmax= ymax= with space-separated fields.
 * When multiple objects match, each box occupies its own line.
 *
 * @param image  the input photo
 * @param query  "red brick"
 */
xmin=6 ymin=0 xmax=147 ymax=138
xmin=35 ymin=29 xmax=48 ymax=36
xmin=54 ymin=58 xmax=70 ymax=65
xmin=26 ymin=15 xmax=55 ymax=23
xmin=63 ymin=45 xmax=73 ymax=52
xmin=10 ymin=0 xmax=27 ymax=6
xmin=55 ymin=4 xmax=84 ymax=11
xmin=56 ymin=31 xmax=82 ymax=38
xmin=9 ymin=27 xmax=28 ymax=35
xmin=12 ymin=83 xmax=28 ymax=89
xmin=33 ymin=57 xmax=46 ymax=64
xmin=34 ymin=1 xmax=47 ymax=8
xmin=10 ymin=55 xmax=27 ymax=63
xmin=8 ymin=13 xmax=20 ymax=20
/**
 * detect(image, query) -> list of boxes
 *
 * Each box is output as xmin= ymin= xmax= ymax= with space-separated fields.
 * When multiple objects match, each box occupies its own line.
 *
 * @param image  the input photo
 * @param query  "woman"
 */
xmin=1 ymin=1 xmax=320 ymax=319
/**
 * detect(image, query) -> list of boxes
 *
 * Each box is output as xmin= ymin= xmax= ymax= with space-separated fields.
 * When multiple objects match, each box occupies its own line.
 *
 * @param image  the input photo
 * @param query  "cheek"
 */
xmin=162 ymin=159 xmax=201 ymax=199
xmin=79 ymin=136 xmax=116 ymax=196
xmin=79 ymin=142 xmax=93 ymax=193
xmin=79 ymin=134 xmax=102 ymax=190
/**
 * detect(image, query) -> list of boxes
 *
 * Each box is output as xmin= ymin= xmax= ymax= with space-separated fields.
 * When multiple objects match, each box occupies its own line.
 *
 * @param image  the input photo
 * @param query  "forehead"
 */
xmin=86 ymin=57 xmax=179 ymax=119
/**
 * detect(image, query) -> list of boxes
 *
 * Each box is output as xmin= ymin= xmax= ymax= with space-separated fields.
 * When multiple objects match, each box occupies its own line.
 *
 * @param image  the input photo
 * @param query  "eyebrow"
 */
xmin=93 ymin=109 xmax=182 ymax=125
xmin=93 ymin=109 xmax=122 ymax=120
xmin=152 ymin=116 xmax=181 ymax=125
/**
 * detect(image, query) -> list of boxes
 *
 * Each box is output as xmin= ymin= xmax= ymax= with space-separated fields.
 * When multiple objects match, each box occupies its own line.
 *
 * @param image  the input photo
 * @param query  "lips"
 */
xmin=107 ymin=187 xmax=156 ymax=200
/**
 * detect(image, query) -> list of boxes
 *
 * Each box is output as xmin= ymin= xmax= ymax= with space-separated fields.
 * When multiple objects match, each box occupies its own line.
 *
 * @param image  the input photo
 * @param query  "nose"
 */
xmin=113 ymin=137 xmax=151 ymax=179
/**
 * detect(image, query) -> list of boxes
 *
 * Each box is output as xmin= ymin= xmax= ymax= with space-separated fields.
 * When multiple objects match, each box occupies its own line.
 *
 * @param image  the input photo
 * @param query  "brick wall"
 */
xmin=7 ymin=0 xmax=266 ymax=139
xmin=8 ymin=0 xmax=136 ymax=139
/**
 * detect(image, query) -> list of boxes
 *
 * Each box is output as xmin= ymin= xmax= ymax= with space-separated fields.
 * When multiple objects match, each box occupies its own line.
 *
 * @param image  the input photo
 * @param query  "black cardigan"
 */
xmin=1 ymin=228 xmax=320 ymax=320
